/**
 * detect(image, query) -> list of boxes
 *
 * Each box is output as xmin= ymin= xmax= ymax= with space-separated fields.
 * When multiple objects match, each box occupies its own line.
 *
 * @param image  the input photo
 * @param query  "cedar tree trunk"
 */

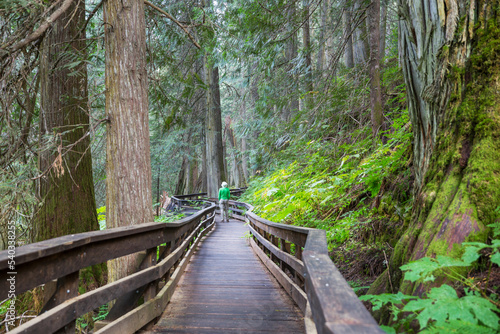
xmin=369 ymin=0 xmax=500 ymax=298
xmin=37 ymin=0 xmax=99 ymax=241
xmin=104 ymin=0 xmax=153 ymax=282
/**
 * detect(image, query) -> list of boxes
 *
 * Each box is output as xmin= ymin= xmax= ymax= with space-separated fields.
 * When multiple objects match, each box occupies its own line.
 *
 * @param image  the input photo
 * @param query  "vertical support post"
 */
xmin=278 ymin=237 xmax=287 ymax=270
xmin=143 ymin=247 xmax=157 ymax=301
xmin=294 ymin=244 xmax=303 ymax=286
xmin=40 ymin=271 xmax=79 ymax=334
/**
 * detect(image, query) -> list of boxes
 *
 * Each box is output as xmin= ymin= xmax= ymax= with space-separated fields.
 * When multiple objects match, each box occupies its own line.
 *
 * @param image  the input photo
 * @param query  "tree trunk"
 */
xmin=316 ymin=0 xmax=328 ymax=72
xmin=36 ymin=0 xmax=99 ymax=241
xmin=284 ymin=3 xmax=299 ymax=121
xmin=367 ymin=0 xmax=384 ymax=139
xmin=225 ymin=117 xmax=246 ymax=187
xmin=302 ymin=0 xmax=313 ymax=108
xmin=370 ymin=0 xmax=499 ymax=297
xmin=104 ymin=0 xmax=153 ymax=283
xmin=240 ymin=92 xmax=250 ymax=182
xmin=343 ymin=2 xmax=354 ymax=68
xmin=205 ymin=59 xmax=226 ymax=198
xmin=241 ymin=137 xmax=249 ymax=181
xmin=352 ymin=0 xmax=369 ymax=65
xmin=379 ymin=0 xmax=387 ymax=60
xmin=175 ymin=132 xmax=193 ymax=195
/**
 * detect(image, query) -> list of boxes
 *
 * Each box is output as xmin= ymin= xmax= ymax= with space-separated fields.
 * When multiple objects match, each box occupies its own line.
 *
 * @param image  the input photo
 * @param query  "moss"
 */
xmin=392 ymin=9 xmax=500 ymax=297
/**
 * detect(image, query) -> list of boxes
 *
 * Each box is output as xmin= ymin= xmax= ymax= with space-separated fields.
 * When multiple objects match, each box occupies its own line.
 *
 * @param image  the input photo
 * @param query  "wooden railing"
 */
xmin=0 ymin=201 xmax=216 ymax=334
xmin=0 ymin=188 xmax=382 ymax=334
xmin=167 ymin=188 xmax=247 ymax=212
xmin=227 ymin=200 xmax=383 ymax=334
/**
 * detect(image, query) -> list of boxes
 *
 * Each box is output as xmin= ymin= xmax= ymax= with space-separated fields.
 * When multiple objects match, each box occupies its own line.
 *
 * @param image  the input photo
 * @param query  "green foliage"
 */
xmin=76 ymin=304 xmax=108 ymax=332
xmin=96 ymin=206 xmax=106 ymax=230
xmin=404 ymin=285 xmax=499 ymax=331
xmin=362 ymin=241 xmax=500 ymax=333
xmin=240 ymin=109 xmax=412 ymax=249
xmin=400 ymin=240 xmax=500 ymax=283
xmin=155 ymin=213 xmax=186 ymax=223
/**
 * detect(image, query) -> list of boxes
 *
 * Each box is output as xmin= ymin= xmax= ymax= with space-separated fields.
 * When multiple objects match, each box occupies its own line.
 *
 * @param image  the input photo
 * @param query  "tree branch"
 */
xmin=0 ymin=0 xmax=75 ymax=58
xmin=144 ymin=0 xmax=201 ymax=50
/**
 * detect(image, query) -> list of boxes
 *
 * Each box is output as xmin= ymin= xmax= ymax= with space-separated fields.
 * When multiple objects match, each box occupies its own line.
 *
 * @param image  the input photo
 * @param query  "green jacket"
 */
xmin=218 ymin=187 xmax=230 ymax=200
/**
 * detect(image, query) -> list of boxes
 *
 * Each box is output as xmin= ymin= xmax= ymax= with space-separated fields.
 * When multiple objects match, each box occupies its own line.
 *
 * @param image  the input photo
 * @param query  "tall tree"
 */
xmin=205 ymin=60 xmax=226 ymax=198
xmin=379 ymin=0 xmax=388 ymax=60
xmin=224 ymin=117 xmax=246 ymax=187
xmin=343 ymin=0 xmax=355 ymax=68
xmin=284 ymin=3 xmax=299 ymax=120
xmin=35 ymin=2 xmax=99 ymax=330
xmin=370 ymin=0 xmax=499 ymax=296
xmin=316 ymin=0 xmax=329 ymax=72
xmin=367 ymin=0 xmax=384 ymax=139
xmin=104 ymin=0 xmax=153 ymax=282
xmin=302 ymin=0 xmax=313 ymax=108
xmin=352 ymin=0 xmax=369 ymax=65
xmin=36 ymin=0 xmax=99 ymax=241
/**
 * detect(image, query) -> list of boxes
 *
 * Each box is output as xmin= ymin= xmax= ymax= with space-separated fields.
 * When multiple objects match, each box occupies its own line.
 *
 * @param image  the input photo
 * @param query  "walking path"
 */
xmin=147 ymin=216 xmax=305 ymax=333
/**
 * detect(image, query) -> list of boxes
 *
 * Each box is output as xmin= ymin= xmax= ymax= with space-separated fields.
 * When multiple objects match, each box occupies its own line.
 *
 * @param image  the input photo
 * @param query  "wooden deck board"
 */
xmin=147 ymin=216 xmax=305 ymax=334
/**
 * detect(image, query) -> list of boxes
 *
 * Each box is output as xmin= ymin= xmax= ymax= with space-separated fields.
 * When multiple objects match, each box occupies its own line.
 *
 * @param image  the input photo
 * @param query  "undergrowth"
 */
xmin=240 ymin=61 xmax=412 ymax=286
xmin=240 ymin=109 xmax=412 ymax=248
xmin=361 ymin=241 xmax=500 ymax=333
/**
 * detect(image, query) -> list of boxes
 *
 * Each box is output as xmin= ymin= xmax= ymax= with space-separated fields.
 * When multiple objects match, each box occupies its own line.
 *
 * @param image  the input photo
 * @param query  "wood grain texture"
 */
xmin=147 ymin=217 xmax=305 ymax=334
xmin=7 ymin=217 xmax=214 ymax=334
xmin=248 ymin=225 xmax=304 ymax=277
xmin=0 ymin=206 xmax=214 ymax=298
xmin=94 ymin=219 xmax=216 ymax=334
xmin=303 ymin=230 xmax=383 ymax=334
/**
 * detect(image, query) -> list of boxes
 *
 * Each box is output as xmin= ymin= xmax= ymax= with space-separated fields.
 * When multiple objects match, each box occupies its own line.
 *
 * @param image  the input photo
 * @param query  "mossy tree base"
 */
xmin=369 ymin=1 xmax=500 ymax=298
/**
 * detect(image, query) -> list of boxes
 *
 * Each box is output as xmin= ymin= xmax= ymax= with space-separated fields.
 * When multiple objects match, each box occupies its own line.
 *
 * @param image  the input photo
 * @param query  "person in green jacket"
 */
xmin=218 ymin=181 xmax=230 ymax=222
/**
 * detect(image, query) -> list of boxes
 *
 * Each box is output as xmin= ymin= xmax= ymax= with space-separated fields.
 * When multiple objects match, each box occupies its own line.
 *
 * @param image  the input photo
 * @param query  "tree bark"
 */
xmin=36 ymin=0 xmax=99 ymax=242
xmin=302 ymin=0 xmax=313 ymax=108
xmin=104 ymin=0 xmax=153 ymax=282
xmin=316 ymin=0 xmax=328 ymax=72
xmin=370 ymin=0 xmax=499 ymax=297
xmin=284 ymin=3 xmax=299 ymax=121
xmin=379 ymin=0 xmax=387 ymax=60
xmin=352 ymin=0 xmax=369 ymax=65
xmin=204 ymin=59 xmax=226 ymax=198
xmin=225 ymin=117 xmax=246 ymax=188
xmin=343 ymin=1 xmax=354 ymax=68
xmin=367 ymin=0 xmax=384 ymax=139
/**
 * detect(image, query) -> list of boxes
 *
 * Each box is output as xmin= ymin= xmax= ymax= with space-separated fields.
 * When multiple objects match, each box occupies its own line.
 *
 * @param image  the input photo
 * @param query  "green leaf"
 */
xmin=491 ymin=252 xmax=500 ymax=266
xmin=400 ymin=257 xmax=441 ymax=282
xmin=401 ymin=256 xmax=468 ymax=283
xmin=380 ymin=325 xmax=396 ymax=334
xmin=403 ymin=285 xmax=500 ymax=330
xmin=422 ymin=319 xmax=498 ymax=334
xmin=462 ymin=242 xmax=490 ymax=264
xmin=360 ymin=292 xmax=416 ymax=311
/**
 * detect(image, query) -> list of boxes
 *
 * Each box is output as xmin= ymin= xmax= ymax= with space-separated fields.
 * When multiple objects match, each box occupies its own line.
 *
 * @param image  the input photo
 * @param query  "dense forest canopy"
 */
xmin=1 ymin=0 xmax=500 ymax=332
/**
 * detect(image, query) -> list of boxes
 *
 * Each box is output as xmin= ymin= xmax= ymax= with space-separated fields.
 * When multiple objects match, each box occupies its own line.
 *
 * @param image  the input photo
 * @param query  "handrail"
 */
xmin=0 ymin=201 xmax=216 ymax=333
xmin=0 ymin=189 xmax=382 ymax=334
xmin=226 ymin=200 xmax=383 ymax=334
xmin=167 ymin=188 xmax=247 ymax=212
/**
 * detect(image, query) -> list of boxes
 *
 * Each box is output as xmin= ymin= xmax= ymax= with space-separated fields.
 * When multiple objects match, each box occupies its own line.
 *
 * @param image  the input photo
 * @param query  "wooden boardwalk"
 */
xmin=147 ymin=216 xmax=305 ymax=334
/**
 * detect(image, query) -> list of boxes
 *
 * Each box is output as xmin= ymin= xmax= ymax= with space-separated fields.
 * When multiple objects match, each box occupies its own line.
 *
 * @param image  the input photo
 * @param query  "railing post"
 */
xmin=270 ymin=235 xmax=280 ymax=264
xmin=40 ymin=271 xmax=79 ymax=334
xmin=143 ymin=247 xmax=158 ymax=301
xmin=279 ymin=238 xmax=289 ymax=271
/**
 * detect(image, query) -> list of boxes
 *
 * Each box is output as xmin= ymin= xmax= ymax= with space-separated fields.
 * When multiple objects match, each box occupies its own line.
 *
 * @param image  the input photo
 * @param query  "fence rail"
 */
xmin=0 ymin=188 xmax=382 ymax=334
xmin=0 ymin=201 xmax=216 ymax=334
xmin=226 ymin=200 xmax=383 ymax=334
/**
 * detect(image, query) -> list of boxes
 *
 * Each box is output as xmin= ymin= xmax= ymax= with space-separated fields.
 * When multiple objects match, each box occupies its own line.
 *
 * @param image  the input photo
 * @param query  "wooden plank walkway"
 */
xmin=147 ymin=216 xmax=305 ymax=334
